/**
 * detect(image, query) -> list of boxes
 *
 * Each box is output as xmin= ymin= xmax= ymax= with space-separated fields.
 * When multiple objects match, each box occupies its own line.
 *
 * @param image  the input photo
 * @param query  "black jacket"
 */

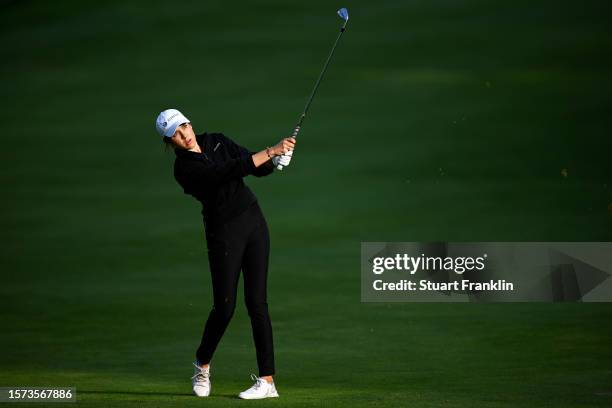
xmin=174 ymin=132 xmax=274 ymax=227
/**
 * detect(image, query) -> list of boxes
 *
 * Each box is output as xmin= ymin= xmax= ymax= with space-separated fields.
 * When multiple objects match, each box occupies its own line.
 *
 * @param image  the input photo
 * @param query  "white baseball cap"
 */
xmin=155 ymin=108 xmax=190 ymax=138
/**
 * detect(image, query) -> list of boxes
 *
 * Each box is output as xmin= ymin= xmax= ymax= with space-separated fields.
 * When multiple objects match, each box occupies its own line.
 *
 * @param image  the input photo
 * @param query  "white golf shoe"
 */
xmin=238 ymin=374 xmax=279 ymax=399
xmin=191 ymin=362 xmax=211 ymax=397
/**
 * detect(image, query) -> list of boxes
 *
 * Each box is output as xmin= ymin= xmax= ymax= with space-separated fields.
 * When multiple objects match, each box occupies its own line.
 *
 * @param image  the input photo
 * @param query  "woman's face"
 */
xmin=171 ymin=122 xmax=197 ymax=150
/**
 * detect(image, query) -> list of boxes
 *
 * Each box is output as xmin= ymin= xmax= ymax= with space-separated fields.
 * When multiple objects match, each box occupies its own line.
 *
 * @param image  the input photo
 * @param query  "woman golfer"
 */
xmin=156 ymin=108 xmax=294 ymax=399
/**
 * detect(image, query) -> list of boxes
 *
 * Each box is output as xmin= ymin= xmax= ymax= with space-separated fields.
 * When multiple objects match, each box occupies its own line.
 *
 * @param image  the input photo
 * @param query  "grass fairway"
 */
xmin=1 ymin=0 xmax=612 ymax=407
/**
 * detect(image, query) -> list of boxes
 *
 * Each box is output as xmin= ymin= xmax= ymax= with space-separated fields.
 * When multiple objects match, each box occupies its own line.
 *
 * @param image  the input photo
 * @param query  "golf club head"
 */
xmin=337 ymin=7 xmax=349 ymax=22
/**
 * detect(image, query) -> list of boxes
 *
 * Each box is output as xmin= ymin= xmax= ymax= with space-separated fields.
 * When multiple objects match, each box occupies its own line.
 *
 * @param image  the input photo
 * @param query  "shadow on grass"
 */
xmin=79 ymin=390 xmax=239 ymax=399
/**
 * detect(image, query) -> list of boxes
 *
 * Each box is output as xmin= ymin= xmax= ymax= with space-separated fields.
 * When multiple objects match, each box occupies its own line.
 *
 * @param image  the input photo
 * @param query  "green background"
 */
xmin=1 ymin=0 xmax=611 ymax=406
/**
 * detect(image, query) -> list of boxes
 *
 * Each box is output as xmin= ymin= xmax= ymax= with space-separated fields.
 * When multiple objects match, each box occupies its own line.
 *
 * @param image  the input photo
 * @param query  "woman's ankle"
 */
xmin=196 ymin=360 xmax=210 ymax=369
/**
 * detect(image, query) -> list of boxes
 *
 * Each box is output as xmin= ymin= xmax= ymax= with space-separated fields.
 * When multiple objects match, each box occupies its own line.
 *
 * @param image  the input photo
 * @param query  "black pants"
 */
xmin=196 ymin=202 xmax=275 ymax=376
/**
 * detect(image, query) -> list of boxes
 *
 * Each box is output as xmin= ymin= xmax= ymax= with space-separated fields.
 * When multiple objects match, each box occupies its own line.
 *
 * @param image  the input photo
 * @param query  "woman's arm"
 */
xmin=218 ymin=133 xmax=296 ymax=177
xmin=251 ymin=137 xmax=296 ymax=167
xmin=177 ymin=155 xmax=256 ymax=188
xmin=176 ymin=137 xmax=297 ymax=188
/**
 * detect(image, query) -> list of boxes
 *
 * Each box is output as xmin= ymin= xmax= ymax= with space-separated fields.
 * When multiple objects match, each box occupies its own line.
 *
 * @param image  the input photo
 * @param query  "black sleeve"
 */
xmin=249 ymin=156 xmax=275 ymax=178
xmin=219 ymin=134 xmax=275 ymax=178
xmin=177 ymin=155 xmax=257 ymax=188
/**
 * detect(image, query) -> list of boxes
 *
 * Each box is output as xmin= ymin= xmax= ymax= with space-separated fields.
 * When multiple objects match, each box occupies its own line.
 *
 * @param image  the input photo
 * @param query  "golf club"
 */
xmin=276 ymin=7 xmax=350 ymax=170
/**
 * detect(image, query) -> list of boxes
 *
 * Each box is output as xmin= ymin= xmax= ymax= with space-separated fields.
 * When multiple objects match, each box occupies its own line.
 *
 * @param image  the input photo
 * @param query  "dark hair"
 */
xmin=162 ymin=136 xmax=174 ymax=152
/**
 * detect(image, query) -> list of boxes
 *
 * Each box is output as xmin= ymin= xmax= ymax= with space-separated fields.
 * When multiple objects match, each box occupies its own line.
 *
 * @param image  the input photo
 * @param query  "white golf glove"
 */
xmin=272 ymin=149 xmax=293 ymax=168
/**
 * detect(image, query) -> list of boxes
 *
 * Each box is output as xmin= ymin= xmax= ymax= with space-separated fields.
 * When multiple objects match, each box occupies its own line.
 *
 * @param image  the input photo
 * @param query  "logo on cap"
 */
xmin=162 ymin=121 xmax=167 ymax=127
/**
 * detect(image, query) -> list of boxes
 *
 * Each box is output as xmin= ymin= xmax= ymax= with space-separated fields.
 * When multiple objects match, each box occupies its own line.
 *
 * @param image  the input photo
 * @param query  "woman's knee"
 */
xmin=213 ymin=299 xmax=236 ymax=323
xmin=245 ymin=298 xmax=269 ymax=317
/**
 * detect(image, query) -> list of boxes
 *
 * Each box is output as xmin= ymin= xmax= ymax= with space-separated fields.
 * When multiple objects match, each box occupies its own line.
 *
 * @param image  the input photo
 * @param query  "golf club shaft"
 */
xmin=277 ymin=19 xmax=349 ymax=170
xmin=301 ymin=23 xmax=348 ymax=125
